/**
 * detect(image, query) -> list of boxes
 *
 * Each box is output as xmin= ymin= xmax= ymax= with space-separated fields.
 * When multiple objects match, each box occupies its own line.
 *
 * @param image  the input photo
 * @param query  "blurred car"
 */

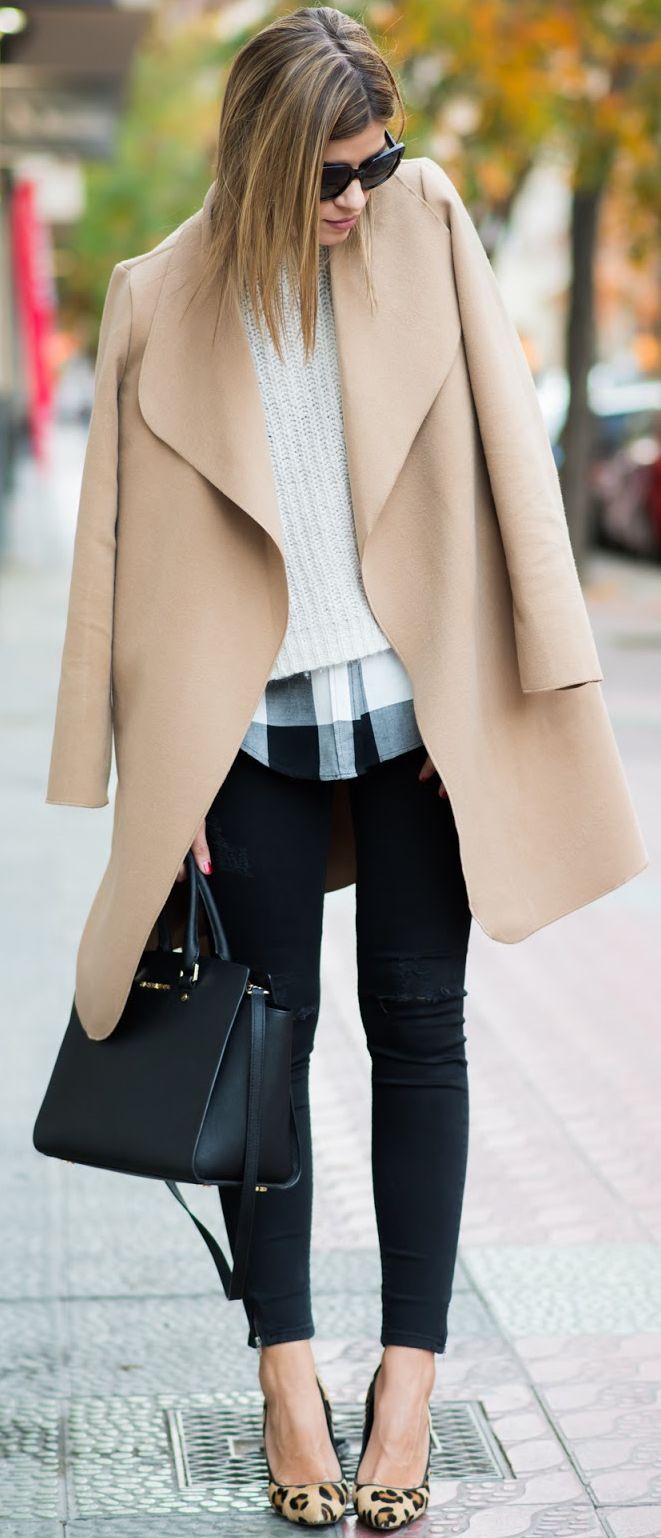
xmin=538 ymin=367 xmax=661 ymax=560
xmin=53 ymin=350 xmax=96 ymax=423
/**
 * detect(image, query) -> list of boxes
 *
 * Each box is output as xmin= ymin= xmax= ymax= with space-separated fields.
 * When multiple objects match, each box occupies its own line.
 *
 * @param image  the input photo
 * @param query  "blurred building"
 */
xmin=0 ymin=0 xmax=155 ymax=530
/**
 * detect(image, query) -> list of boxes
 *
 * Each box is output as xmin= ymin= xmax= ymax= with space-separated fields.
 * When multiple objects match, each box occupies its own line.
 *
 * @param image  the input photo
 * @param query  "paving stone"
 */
xmin=65 ymin=1523 xmax=259 ymax=1538
xmin=0 ymin=1302 xmax=64 ymax=1399
xmin=0 ymin=1401 xmax=60 ymax=1522
xmin=590 ymin=1470 xmax=661 ymax=1506
xmin=462 ymin=1248 xmax=661 ymax=1336
xmin=573 ymin=1438 xmax=661 ymax=1476
xmin=424 ymin=1497 xmax=607 ymax=1535
xmin=601 ymin=1509 xmax=661 ymax=1537
xmin=545 ymin=1385 xmax=661 ymax=1416
xmin=516 ymin=1336 xmax=661 ymax=1391
xmin=549 ymin=1405 xmax=661 ymax=1440
xmin=0 ymin=1526 xmax=62 ymax=1538
xmin=61 ymin=1296 xmax=256 ymax=1398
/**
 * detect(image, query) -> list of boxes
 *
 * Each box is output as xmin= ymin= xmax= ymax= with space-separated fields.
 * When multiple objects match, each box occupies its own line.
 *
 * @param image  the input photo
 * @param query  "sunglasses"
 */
xmin=320 ymin=127 xmax=405 ymax=202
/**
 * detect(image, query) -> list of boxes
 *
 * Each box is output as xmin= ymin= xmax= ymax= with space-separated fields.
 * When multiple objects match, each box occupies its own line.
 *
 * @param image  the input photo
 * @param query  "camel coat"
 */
xmin=45 ymin=154 xmax=649 ymax=1041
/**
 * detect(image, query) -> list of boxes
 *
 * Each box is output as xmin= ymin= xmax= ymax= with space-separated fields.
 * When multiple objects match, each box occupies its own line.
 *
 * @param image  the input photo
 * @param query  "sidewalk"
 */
xmin=1 ymin=429 xmax=660 ymax=1537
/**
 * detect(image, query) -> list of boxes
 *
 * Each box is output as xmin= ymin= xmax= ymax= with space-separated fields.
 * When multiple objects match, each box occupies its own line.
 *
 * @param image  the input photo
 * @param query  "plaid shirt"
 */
xmin=239 ymin=645 xmax=423 ymax=780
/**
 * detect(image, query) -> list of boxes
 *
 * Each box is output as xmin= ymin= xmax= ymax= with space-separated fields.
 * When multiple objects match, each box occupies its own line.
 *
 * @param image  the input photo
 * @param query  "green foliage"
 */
xmin=66 ymin=0 xmax=660 ymax=344
xmin=63 ymin=16 xmax=241 ymax=342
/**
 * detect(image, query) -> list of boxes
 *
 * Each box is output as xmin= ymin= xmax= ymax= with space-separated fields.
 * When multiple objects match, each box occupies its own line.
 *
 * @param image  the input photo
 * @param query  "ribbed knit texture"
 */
xmin=241 ymin=253 xmax=391 ymax=680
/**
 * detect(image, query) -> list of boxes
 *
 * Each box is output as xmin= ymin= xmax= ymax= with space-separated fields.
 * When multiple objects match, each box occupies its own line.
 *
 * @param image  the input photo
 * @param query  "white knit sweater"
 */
xmin=241 ymin=253 xmax=391 ymax=681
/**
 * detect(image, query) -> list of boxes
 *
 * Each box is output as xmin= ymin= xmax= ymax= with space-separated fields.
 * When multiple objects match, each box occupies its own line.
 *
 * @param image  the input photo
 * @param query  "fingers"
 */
xmin=418 ymin=752 xmax=449 ymax=797
xmin=173 ymin=818 xmax=213 ymax=883
xmin=191 ymin=818 xmax=213 ymax=875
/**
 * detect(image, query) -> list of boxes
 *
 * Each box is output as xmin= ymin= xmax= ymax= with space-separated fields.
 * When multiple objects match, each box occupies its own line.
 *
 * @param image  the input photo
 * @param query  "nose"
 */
xmin=334 ymin=178 xmax=367 ymax=216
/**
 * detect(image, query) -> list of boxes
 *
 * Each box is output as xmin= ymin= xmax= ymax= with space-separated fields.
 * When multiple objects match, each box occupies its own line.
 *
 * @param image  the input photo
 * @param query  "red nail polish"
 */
xmin=202 ymin=859 xmax=212 ymax=874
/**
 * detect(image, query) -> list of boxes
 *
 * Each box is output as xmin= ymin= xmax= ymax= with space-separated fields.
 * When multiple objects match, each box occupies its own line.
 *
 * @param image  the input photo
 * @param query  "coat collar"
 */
xmin=137 ymin=162 xmax=461 ymax=563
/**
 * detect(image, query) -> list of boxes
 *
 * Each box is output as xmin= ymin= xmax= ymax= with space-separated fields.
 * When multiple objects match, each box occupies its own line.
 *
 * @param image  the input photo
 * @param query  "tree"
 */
xmin=63 ymin=14 xmax=243 ymax=343
xmin=361 ymin=0 xmax=661 ymax=572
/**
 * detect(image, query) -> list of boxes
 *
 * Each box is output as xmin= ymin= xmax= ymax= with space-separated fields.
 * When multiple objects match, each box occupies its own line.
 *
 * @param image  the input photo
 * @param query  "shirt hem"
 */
xmin=238 ymin=732 xmax=424 ymax=782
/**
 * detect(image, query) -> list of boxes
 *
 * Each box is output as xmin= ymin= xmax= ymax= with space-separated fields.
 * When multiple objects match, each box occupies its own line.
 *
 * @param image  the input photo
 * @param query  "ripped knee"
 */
xmin=358 ymin=955 xmax=467 ymax=1013
xmin=357 ymin=957 xmax=468 ymax=1075
xmin=206 ymin=826 xmax=254 ymax=877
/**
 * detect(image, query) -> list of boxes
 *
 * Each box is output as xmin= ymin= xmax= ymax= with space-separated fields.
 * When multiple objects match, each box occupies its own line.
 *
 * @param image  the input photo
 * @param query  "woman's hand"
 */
xmin=418 ymin=753 xmax=448 ymax=798
xmin=175 ymin=817 xmax=213 ymax=881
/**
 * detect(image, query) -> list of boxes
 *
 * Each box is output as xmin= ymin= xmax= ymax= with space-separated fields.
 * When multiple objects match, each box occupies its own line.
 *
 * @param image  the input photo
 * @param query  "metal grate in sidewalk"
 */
xmin=166 ymin=1394 xmax=511 ymax=1498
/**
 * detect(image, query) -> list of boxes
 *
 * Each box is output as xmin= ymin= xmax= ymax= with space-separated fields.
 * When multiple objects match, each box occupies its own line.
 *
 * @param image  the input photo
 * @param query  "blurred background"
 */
xmin=1 ymin=5 xmax=660 ymax=1536
xmin=2 ymin=0 xmax=660 ymax=566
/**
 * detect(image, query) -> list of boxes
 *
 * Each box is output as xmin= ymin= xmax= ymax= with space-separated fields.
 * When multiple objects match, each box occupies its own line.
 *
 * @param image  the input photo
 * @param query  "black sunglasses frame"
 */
xmin=320 ymin=127 xmax=405 ymax=202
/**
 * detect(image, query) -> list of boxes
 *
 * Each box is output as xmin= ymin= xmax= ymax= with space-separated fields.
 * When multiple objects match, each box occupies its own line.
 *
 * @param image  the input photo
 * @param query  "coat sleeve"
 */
xmin=420 ymin=156 xmax=604 ymax=694
xmin=45 ymin=261 xmax=132 ymax=807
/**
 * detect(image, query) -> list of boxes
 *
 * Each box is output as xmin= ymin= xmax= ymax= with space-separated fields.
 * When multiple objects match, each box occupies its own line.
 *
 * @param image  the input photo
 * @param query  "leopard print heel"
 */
xmin=262 ymin=1374 xmax=350 ymax=1526
xmin=351 ymin=1364 xmax=432 ymax=1531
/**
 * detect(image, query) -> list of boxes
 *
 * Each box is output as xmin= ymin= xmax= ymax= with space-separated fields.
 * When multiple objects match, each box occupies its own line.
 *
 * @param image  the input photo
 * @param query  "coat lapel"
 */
xmin=137 ymin=189 xmax=283 ymax=556
xmin=327 ymin=171 xmax=461 ymax=556
xmin=137 ymin=164 xmax=461 ymax=562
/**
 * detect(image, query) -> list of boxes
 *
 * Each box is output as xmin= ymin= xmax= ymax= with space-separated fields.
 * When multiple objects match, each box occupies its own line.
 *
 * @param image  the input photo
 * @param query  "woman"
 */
xmin=45 ymin=5 xmax=648 ymax=1530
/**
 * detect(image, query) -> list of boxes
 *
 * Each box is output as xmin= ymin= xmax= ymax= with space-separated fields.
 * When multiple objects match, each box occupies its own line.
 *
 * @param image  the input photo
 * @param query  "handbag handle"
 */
xmin=156 ymin=849 xmax=232 ymax=966
xmin=181 ymin=849 xmax=232 ymax=968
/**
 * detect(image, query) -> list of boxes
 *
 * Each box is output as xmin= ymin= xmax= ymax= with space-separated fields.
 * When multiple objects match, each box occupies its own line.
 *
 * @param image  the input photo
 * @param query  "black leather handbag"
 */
xmin=33 ymin=849 xmax=301 ymax=1302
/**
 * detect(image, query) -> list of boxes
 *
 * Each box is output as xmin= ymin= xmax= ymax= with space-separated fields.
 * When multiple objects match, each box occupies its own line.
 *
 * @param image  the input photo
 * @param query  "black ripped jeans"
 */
xmin=205 ymin=742 xmax=472 ymax=1354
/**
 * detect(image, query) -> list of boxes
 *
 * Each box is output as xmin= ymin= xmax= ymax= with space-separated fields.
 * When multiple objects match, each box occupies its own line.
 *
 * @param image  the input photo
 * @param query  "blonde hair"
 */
xmin=200 ymin=5 xmax=405 ymax=361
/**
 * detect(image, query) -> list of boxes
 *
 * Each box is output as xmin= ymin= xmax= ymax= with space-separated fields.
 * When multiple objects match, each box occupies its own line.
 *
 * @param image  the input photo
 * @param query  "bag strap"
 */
xmin=224 ymin=981 xmax=267 ymax=1298
xmin=164 ymin=1174 xmax=236 ymax=1295
xmin=164 ymin=987 xmax=300 ymax=1302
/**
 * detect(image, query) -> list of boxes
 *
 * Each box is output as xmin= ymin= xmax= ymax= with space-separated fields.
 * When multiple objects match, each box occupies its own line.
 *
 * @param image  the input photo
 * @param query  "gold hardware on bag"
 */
xmin=138 ymin=980 xmax=171 ymax=990
xmin=179 ymin=961 xmax=200 ymax=985
xmin=255 ymin=1185 xmax=268 ymax=1192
